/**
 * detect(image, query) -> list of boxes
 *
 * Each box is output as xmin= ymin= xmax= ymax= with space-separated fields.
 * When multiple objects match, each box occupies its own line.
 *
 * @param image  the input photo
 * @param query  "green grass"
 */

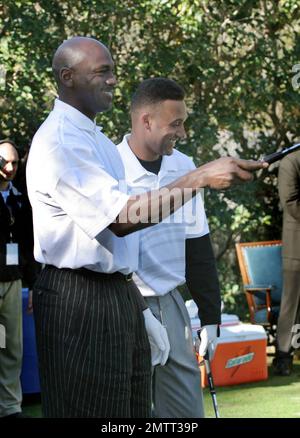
xmin=203 ymin=360 xmax=300 ymax=418
xmin=22 ymin=361 xmax=300 ymax=418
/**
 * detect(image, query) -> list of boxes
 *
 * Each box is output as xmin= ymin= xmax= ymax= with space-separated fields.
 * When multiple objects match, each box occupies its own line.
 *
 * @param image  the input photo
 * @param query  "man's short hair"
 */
xmin=130 ymin=78 xmax=185 ymax=113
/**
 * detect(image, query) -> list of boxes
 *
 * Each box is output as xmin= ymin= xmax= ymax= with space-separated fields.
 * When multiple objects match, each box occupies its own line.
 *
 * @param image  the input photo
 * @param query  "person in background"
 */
xmin=118 ymin=78 xmax=221 ymax=418
xmin=0 ymin=139 xmax=37 ymax=418
xmin=274 ymin=151 xmax=300 ymax=375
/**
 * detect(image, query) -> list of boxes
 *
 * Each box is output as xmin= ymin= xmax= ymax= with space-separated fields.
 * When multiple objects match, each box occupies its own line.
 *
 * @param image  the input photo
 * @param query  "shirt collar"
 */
xmin=159 ymin=152 xmax=179 ymax=174
xmin=118 ymin=134 xmax=156 ymax=183
xmin=0 ymin=182 xmax=21 ymax=203
xmin=53 ymin=99 xmax=101 ymax=133
xmin=119 ymin=134 xmax=180 ymax=183
xmin=0 ymin=181 xmax=12 ymax=194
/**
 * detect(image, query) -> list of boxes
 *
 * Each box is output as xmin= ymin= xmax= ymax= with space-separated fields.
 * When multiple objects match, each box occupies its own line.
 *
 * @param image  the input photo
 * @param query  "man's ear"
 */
xmin=141 ymin=112 xmax=151 ymax=131
xmin=59 ymin=67 xmax=74 ymax=88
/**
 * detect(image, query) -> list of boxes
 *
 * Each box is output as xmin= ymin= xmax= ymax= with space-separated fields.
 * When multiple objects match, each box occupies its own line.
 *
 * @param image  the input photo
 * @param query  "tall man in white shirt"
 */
xmin=26 ymin=37 xmax=267 ymax=418
xmin=118 ymin=78 xmax=222 ymax=417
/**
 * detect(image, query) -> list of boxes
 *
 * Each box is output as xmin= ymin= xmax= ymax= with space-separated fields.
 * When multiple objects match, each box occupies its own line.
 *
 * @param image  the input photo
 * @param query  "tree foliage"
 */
xmin=1 ymin=0 xmax=300 ymax=317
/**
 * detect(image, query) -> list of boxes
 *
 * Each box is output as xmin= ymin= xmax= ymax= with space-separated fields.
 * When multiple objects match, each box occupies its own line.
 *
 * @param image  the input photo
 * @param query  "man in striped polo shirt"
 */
xmin=118 ymin=78 xmax=221 ymax=418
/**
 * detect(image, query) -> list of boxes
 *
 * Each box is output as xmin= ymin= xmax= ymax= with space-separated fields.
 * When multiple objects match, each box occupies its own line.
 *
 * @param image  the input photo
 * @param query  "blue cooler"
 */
xmin=21 ymin=288 xmax=40 ymax=394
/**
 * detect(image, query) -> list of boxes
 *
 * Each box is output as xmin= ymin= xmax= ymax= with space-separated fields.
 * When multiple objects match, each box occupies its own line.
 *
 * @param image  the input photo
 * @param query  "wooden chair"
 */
xmin=235 ymin=240 xmax=282 ymax=344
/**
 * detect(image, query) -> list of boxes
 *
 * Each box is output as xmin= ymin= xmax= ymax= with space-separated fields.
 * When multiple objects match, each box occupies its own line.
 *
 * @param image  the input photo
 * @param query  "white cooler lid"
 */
xmin=220 ymin=313 xmax=240 ymax=326
xmin=190 ymin=317 xmax=267 ymax=343
xmin=186 ymin=300 xmax=266 ymax=342
xmin=218 ymin=324 xmax=267 ymax=343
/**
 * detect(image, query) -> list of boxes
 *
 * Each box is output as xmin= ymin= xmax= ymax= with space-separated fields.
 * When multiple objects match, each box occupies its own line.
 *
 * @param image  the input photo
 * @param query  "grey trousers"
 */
xmin=277 ymin=270 xmax=300 ymax=353
xmin=0 ymin=280 xmax=23 ymax=417
xmin=146 ymin=289 xmax=204 ymax=418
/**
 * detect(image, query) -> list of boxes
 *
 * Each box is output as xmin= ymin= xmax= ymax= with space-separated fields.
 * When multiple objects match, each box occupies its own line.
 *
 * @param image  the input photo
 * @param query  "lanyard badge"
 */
xmin=6 ymin=243 xmax=19 ymax=265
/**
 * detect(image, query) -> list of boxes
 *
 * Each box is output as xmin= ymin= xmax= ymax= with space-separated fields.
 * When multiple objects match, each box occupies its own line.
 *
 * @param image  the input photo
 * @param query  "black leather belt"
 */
xmin=45 ymin=265 xmax=133 ymax=282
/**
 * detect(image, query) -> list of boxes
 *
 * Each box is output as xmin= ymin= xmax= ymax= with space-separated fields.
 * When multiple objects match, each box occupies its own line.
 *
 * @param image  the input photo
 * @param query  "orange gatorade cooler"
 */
xmin=199 ymin=324 xmax=268 ymax=387
xmin=186 ymin=300 xmax=268 ymax=387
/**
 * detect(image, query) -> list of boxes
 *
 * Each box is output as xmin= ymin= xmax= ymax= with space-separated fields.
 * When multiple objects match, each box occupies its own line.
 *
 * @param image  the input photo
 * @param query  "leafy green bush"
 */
xmin=1 ymin=0 xmax=300 ymax=318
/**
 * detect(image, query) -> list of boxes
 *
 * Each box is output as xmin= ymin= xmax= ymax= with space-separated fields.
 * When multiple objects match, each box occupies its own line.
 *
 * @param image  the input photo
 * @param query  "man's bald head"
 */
xmin=51 ymin=36 xmax=116 ymax=119
xmin=52 ymin=37 xmax=108 ymax=86
xmin=0 ymin=140 xmax=19 ymax=187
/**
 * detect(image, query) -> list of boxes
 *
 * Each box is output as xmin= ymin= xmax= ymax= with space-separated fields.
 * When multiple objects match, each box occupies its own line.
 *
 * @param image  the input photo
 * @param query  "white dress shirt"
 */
xmin=118 ymin=134 xmax=209 ymax=296
xmin=26 ymin=100 xmax=138 ymax=274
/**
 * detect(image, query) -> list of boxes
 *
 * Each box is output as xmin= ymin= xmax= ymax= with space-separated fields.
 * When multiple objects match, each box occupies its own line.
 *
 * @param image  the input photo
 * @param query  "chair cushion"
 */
xmin=243 ymin=245 xmax=282 ymax=304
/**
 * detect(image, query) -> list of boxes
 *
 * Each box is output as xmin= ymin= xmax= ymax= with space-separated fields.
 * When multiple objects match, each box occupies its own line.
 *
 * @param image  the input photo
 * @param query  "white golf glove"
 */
xmin=143 ymin=308 xmax=170 ymax=366
xmin=198 ymin=324 xmax=218 ymax=360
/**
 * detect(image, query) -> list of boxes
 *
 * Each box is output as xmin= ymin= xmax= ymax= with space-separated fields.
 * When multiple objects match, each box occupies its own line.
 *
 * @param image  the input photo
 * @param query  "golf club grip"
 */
xmin=262 ymin=151 xmax=285 ymax=164
xmin=204 ymin=360 xmax=220 ymax=418
xmin=204 ymin=351 xmax=210 ymax=361
xmin=197 ymin=331 xmax=221 ymax=418
xmin=263 ymin=143 xmax=300 ymax=164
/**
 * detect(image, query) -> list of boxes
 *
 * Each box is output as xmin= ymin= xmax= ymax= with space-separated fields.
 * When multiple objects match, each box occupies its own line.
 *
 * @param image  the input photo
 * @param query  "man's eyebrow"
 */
xmin=93 ymin=63 xmax=114 ymax=71
xmin=171 ymin=118 xmax=185 ymax=123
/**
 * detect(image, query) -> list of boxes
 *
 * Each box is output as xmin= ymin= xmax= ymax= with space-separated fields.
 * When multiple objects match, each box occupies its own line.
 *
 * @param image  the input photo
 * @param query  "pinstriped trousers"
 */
xmin=33 ymin=265 xmax=151 ymax=418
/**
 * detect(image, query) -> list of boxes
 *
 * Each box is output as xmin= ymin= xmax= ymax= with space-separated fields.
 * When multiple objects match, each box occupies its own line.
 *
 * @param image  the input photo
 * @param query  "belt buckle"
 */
xmin=125 ymin=273 xmax=133 ymax=282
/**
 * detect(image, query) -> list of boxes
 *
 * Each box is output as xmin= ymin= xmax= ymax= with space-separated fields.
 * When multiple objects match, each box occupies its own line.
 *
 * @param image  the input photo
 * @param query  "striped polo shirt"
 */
xmin=118 ymin=134 xmax=209 ymax=296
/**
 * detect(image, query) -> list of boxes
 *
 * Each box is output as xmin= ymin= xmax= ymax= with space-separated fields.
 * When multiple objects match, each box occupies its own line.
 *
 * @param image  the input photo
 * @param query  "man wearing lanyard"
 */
xmin=0 ymin=139 xmax=37 ymax=418
xmin=26 ymin=37 xmax=267 ymax=418
xmin=118 ymin=78 xmax=220 ymax=417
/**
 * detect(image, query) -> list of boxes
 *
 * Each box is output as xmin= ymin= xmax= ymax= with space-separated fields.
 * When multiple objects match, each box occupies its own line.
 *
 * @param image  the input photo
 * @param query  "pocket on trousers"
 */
xmin=32 ymin=286 xmax=64 ymax=313
xmin=34 ymin=286 xmax=59 ymax=297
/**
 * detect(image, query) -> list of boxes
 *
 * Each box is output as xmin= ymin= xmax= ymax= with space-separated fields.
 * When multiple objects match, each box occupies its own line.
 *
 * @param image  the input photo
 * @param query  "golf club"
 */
xmin=262 ymin=142 xmax=300 ymax=164
xmin=197 ymin=330 xmax=220 ymax=418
